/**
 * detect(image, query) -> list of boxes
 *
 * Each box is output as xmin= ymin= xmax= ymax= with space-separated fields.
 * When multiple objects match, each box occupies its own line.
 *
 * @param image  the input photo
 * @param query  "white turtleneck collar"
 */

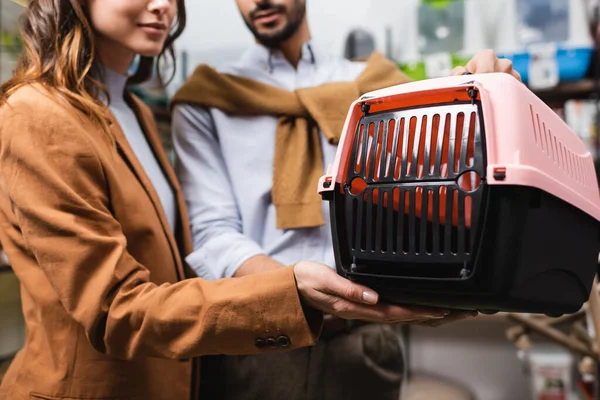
xmin=99 ymin=64 xmax=129 ymax=106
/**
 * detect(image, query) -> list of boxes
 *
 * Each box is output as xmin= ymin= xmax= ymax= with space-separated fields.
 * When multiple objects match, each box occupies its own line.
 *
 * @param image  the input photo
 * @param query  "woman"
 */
xmin=0 ymin=1 xmax=452 ymax=399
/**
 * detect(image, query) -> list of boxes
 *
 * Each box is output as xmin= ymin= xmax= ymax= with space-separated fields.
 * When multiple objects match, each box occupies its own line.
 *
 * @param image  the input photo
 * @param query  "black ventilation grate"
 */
xmin=338 ymin=102 xmax=487 ymax=279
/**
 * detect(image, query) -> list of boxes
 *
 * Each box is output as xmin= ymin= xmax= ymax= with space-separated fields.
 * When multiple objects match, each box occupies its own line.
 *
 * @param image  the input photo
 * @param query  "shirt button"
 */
xmin=255 ymin=338 xmax=266 ymax=349
xmin=266 ymin=337 xmax=277 ymax=348
xmin=277 ymin=335 xmax=291 ymax=348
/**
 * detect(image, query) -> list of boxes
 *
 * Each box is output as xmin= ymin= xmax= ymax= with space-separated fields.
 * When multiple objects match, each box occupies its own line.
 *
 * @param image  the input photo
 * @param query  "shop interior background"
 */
xmin=3 ymin=1 xmax=600 ymax=399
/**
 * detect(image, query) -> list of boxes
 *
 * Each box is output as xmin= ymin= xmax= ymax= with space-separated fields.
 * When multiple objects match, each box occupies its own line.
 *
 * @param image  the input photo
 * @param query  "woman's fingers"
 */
xmin=295 ymin=261 xmax=458 ymax=324
xmin=295 ymin=260 xmax=379 ymax=305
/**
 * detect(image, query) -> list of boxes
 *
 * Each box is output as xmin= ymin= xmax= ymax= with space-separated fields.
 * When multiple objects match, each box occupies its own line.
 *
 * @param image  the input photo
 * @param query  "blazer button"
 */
xmin=255 ymin=338 xmax=266 ymax=349
xmin=277 ymin=335 xmax=291 ymax=348
xmin=266 ymin=337 xmax=277 ymax=348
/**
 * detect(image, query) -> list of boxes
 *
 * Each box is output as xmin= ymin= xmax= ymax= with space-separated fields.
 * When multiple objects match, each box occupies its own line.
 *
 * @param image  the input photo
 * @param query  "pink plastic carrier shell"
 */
xmin=318 ymin=73 xmax=600 ymax=223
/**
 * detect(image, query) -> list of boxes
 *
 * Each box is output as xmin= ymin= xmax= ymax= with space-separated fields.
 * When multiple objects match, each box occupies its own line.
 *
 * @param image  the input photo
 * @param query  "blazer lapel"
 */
xmin=127 ymin=96 xmax=194 ymax=258
xmin=106 ymin=100 xmax=189 ymax=282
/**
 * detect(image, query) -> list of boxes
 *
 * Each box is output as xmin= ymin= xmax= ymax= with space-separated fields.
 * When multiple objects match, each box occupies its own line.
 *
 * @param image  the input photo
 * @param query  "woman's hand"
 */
xmin=293 ymin=261 xmax=473 ymax=324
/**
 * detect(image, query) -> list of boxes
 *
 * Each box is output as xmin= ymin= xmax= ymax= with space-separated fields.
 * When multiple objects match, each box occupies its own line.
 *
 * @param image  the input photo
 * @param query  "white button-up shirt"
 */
xmin=171 ymin=42 xmax=366 ymax=280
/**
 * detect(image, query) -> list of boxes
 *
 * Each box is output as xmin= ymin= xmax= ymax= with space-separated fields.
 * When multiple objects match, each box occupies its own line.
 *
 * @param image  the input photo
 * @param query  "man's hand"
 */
xmin=450 ymin=49 xmax=522 ymax=82
xmin=414 ymin=309 xmax=479 ymax=327
xmin=294 ymin=261 xmax=454 ymax=324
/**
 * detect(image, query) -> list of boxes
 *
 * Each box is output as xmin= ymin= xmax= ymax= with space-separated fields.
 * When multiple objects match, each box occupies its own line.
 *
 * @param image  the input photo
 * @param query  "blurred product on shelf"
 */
xmin=0 ymin=31 xmax=22 ymax=60
xmin=528 ymin=346 xmax=574 ymax=400
xmin=577 ymin=356 xmax=596 ymax=400
xmin=505 ymin=310 xmax=600 ymax=399
xmin=127 ymin=58 xmax=169 ymax=111
xmin=396 ymin=0 xmax=595 ymax=89
xmin=1 ymin=0 xmax=25 ymax=83
xmin=494 ymin=0 xmax=594 ymax=89
xmin=397 ymin=0 xmax=484 ymax=80
xmin=344 ymin=29 xmax=376 ymax=60
xmin=565 ymin=99 xmax=599 ymax=158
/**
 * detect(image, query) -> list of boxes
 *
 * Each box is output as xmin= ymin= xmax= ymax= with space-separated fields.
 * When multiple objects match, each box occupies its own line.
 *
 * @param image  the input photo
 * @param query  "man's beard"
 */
xmin=243 ymin=1 xmax=306 ymax=48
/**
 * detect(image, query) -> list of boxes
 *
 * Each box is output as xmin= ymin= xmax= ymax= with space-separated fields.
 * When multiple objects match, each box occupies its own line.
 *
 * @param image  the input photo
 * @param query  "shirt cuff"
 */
xmin=185 ymin=238 xmax=266 ymax=280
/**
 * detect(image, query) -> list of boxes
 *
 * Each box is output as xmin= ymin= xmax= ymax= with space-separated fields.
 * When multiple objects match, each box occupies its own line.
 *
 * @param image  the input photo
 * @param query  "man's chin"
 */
xmin=255 ymin=33 xmax=287 ymax=48
xmin=254 ymin=25 xmax=285 ymax=39
xmin=249 ymin=21 xmax=298 ymax=48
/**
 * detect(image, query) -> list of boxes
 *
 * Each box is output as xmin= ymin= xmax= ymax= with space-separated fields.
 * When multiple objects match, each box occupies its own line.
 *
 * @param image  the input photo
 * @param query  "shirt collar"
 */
xmin=239 ymin=40 xmax=318 ymax=73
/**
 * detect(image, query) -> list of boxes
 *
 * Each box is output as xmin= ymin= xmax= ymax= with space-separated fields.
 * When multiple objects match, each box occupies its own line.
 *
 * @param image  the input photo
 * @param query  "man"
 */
xmin=171 ymin=1 xmax=520 ymax=399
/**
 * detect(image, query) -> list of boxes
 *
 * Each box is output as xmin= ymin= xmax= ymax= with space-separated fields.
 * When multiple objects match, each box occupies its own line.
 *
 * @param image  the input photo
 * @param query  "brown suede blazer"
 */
xmin=0 ymin=85 xmax=321 ymax=400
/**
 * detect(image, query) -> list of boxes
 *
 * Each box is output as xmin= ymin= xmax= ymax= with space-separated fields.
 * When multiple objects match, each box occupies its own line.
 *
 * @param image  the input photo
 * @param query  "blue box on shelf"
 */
xmin=497 ymin=46 xmax=593 ymax=84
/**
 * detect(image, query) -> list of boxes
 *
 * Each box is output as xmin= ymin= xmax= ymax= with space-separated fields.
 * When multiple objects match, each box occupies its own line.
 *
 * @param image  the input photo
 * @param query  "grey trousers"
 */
xmin=199 ymin=323 xmax=405 ymax=400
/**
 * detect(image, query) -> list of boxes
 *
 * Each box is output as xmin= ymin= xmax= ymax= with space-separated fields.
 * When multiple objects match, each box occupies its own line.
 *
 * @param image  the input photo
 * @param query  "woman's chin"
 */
xmin=134 ymin=44 xmax=165 ymax=59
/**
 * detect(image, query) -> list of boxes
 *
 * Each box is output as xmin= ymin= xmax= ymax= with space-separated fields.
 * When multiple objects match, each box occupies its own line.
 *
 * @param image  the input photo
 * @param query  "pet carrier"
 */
xmin=318 ymin=72 xmax=600 ymax=315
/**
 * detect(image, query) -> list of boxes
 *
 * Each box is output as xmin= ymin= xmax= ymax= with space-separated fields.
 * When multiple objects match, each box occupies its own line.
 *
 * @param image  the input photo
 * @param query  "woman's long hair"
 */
xmin=0 ymin=0 xmax=186 ymax=134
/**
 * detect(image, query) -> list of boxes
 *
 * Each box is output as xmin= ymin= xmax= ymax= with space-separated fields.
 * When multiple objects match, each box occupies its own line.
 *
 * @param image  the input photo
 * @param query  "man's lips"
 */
xmin=252 ymin=9 xmax=281 ymax=24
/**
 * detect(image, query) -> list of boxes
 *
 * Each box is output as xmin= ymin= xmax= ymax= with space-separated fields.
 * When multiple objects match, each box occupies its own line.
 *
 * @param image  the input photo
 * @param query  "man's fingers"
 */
xmin=495 ymin=58 xmax=514 ymax=73
xmin=495 ymin=57 xmax=523 ymax=81
xmin=466 ymin=49 xmax=496 ymax=74
xmin=416 ymin=310 xmax=479 ymax=327
xmin=449 ymin=66 xmax=468 ymax=76
xmin=328 ymin=297 xmax=449 ymax=323
xmin=511 ymin=69 xmax=522 ymax=82
xmin=494 ymin=57 xmax=523 ymax=81
xmin=452 ymin=50 xmax=523 ymax=82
